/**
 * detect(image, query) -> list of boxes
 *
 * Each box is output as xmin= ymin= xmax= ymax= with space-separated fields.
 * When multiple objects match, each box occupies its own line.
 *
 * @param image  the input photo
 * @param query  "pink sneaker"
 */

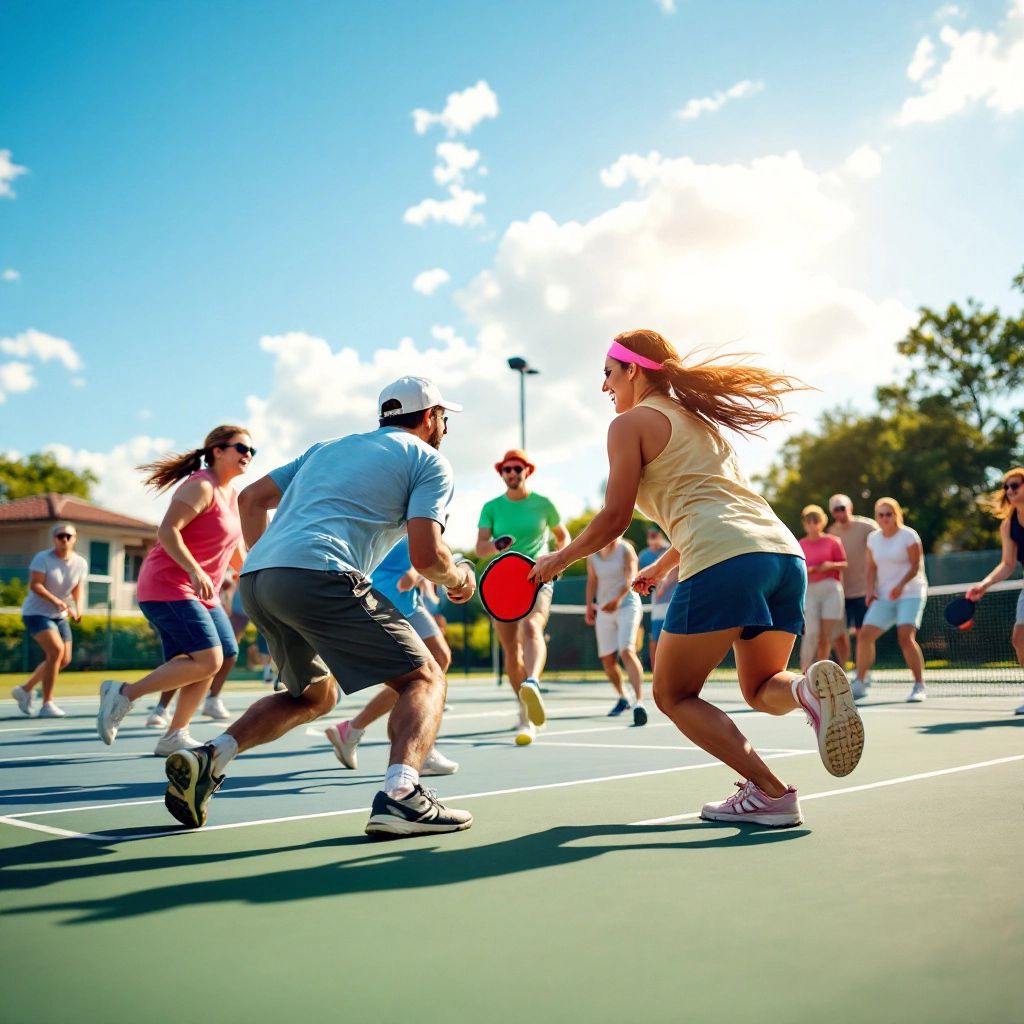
xmin=700 ymin=780 xmax=803 ymax=827
xmin=326 ymin=720 xmax=360 ymax=769
xmin=796 ymin=661 xmax=865 ymax=778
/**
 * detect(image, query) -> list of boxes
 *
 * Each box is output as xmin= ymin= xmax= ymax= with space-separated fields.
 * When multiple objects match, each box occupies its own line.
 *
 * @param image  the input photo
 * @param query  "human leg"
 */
xmin=817 ymin=618 xmax=840 ymax=663
xmin=33 ymin=627 xmax=65 ymax=704
xmin=855 ymin=624 xmax=883 ymax=687
xmin=653 ymin=627 xmax=792 ymax=797
xmin=521 ymin=588 xmax=552 ymax=682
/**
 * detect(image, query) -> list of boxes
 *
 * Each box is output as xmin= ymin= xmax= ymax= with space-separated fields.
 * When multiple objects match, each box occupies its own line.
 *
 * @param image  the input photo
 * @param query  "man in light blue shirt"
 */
xmin=160 ymin=376 xmax=477 ymax=840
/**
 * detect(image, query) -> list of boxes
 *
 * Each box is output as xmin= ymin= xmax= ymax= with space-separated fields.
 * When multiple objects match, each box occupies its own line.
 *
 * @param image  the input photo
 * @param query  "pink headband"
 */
xmin=607 ymin=340 xmax=664 ymax=371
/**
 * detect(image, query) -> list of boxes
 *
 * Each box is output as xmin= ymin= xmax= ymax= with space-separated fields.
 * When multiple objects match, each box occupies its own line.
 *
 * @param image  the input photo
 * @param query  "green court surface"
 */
xmin=1 ymin=679 xmax=1021 ymax=1024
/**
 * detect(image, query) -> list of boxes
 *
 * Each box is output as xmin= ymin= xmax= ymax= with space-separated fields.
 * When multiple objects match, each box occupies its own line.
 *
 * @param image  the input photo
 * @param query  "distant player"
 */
xmin=476 ymin=448 xmax=569 ymax=745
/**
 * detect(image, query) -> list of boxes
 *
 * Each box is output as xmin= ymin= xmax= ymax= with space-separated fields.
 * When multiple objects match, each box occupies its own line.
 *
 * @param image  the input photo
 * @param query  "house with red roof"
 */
xmin=0 ymin=493 xmax=157 ymax=613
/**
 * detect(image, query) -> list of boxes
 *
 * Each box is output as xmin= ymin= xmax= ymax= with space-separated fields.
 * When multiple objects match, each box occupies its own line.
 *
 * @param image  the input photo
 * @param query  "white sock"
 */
xmin=790 ymin=675 xmax=806 ymax=705
xmin=209 ymin=733 xmax=239 ymax=775
xmin=385 ymin=763 xmax=419 ymax=798
xmin=348 ymin=724 xmax=365 ymax=742
xmin=523 ymin=676 xmax=538 ymax=687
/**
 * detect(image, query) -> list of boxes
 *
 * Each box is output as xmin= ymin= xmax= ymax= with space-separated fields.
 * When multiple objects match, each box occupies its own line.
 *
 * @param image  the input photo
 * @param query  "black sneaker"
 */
xmin=632 ymin=704 xmax=648 ymax=727
xmin=608 ymin=697 xmax=630 ymax=717
xmin=164 ymin=744 xmax=225 ymax=828
xmin=365 ymin=784 xmax=473 ymax=838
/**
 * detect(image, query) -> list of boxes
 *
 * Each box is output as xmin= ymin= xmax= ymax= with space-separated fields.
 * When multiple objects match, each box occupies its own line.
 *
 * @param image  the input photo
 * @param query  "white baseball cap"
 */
xmin=378 ymin=376 xmax=463 ymax=418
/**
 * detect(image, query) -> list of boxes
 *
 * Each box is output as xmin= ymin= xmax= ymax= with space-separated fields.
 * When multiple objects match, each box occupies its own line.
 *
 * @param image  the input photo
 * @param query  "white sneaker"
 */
xmin=153 ymin=728 xmax=203 ymax=757
xmin=203 ymin=696 xmax=231 ymax=721
xmin=145 ymin=707 xmax=169 ymax=729
xmin=326 ymin=720 xmax=360 ymax=769
xmin=11 ymin=685 xmax=33 ymax=716
xmin=851 ymin=677 xmax=868 ymax=700
xmin=421 ymin=747 xmax=459 ymax=775
xmin=1015 ymin=704 xmax=1024 ymax=716
xmin=515 ymin=721 xmax=537 ymax=746
xmin=518 ymin=679 xmax=546 ymax=727
xmin=262 ymin=663 xmax=276 ymax=686
xmin=907 ymin=682 xmax=926 ymax=703
xmin=97 ymin=680 xmax=134 ymax=744
xmin=794 ymin=661 xmax=864 ymax=778
xmin=37 ymin=702 xmax=66 ymax=718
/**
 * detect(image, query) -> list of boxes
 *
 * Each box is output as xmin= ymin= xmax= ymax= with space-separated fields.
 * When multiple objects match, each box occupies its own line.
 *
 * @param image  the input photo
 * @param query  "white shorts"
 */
xmin=804 ymin=578 xmax=844 ymax=624
xmin=1016 ymin=590 xmax=1024 ymax=626
xmin=406 ymin=605 xmax=441 ymax=641
xmin=595 ymin=600 xmax=643 ymax=658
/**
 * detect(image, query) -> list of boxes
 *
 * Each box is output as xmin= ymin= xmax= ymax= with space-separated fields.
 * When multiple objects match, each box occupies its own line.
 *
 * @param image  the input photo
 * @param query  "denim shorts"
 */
xmin=140 ymin=600 xmax=239 ymax=662
xmin=863 ymin=595 xmax=926 ymax=633
xmin=23 ymin=614 xmax=72 ymax=643
xmin=663 ymin=552 xmax=806 ymax=640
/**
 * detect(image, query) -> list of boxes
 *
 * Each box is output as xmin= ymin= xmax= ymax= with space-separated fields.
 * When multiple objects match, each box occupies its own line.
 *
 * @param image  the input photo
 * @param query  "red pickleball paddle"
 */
xmin=479 ymin=551 xmax=548 ymax=622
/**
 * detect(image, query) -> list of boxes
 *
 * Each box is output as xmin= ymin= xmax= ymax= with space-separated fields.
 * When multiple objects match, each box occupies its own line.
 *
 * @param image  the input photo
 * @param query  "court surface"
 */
xmin=2 ymin=678 xmax=1021 ymax=1024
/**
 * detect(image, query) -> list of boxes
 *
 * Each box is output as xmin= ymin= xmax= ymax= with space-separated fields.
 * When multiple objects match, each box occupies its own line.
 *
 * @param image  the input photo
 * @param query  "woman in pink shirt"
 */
xmin=96 ymin=425 xmax=254 ymax=755
xmin=798 ymin=504 xmax=847 ymax=672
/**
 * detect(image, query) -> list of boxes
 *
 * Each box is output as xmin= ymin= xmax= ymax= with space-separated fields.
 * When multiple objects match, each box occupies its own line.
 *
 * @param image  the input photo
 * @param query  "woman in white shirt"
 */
xmin=586 ymin=538 xmax=647 ymax=725
xmin=855 ymin=497 xmax=928 ymax=702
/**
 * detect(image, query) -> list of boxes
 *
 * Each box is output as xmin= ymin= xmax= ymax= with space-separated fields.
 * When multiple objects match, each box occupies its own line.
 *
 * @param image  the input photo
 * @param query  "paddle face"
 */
xmin=944 ymin=597 xmax=976 ymax=630
xmin=479 ymin=551 xmax=543 ymax=622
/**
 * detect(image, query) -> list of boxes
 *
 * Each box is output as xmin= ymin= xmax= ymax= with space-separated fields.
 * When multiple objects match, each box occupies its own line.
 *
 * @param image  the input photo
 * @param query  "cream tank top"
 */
xmin=632 ymin=393 xmax=802 ymax=582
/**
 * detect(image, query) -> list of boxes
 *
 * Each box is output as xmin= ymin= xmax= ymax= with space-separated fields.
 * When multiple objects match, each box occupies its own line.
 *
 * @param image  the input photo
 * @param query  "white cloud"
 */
xmin=656 ymin=0 xmax=677 ymax=12
xmin=2 ymin=268 xmax=20 ymax=282
xmin=843 ymin=144 xmax=884 ymax=178
xmin=898 ymin=0 xmax=1024 ymax=124
xmin=403 ymin=185 xmax=486 ymax=227
xmin=412 ymin=81 xmax=499 ymax=137
xmin=0 ymin=361 xmax=35 ymax=401
xmin=675 ymin=79 xmax=765 ymax=122
xmin=0 ymin=329 xmax=84 ymax=372
xmin=907 ymin=37 xmax=937 ymax=82
xmin=935 ymin=4 xmax=964 ymax=21
xmin=433 ymin=142 xmax=481 ymax=186
xmin=413 ymin=268 xmax=452 ymax=295
xmin=452 ymin=149 xmax=916 ymax=531
xmin=0 ymin=149 xmax=28 ymax=199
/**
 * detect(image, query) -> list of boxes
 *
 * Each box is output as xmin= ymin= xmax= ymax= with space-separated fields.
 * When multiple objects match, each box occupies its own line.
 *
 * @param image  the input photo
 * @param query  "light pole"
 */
xmin=507 ymin=356 xmax=540 ymax=449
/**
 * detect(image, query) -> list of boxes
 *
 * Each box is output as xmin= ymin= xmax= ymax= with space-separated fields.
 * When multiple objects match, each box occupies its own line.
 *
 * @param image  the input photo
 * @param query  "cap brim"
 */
xmin=440 ymin=400 xmax=463 ymax=413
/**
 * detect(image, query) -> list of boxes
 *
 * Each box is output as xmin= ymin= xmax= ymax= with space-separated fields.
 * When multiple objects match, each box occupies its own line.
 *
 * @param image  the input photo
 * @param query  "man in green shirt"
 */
xmin=476 ymin=448 xmax=569 ymax=745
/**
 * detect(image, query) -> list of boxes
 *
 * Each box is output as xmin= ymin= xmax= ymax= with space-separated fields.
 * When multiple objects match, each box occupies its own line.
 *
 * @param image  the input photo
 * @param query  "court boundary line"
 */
xmin=3 ymin=752 xmax=1022 ymax=844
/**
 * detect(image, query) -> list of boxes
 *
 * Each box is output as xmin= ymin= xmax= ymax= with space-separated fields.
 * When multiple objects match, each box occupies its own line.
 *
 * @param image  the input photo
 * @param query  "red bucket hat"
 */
xmin=494 ymin=448 xmax=536 ymax=475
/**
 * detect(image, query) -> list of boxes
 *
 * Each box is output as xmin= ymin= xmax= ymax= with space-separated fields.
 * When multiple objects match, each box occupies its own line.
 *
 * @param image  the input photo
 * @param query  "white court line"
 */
xmin=0 ymin=750 xmax=813 ymax=843
xmin=0 ymin=751 xmax=145 ymax=764
xmin=630 ymin=754 xmax=1024 ymax=825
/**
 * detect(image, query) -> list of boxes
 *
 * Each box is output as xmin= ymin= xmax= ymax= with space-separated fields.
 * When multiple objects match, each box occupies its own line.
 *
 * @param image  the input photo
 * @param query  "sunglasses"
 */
xmin=501 ymin=465 xmax=526 ymax=474
xmin=1003 ymin=481 xmax=1022 ymax=493
xmin=218 ymin=442 xmax=257 ymax=457
xmin=876 ymin=511 xmax=895 ymax=518
xmin=55 ymin=533 xmax=74 ymax=541
xmin=831 ymin=505 xmax=847 ymax=512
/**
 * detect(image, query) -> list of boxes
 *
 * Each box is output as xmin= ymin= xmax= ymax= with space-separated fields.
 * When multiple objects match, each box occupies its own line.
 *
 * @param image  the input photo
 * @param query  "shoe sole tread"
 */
xmin=808 ymin=662 xmax=865 ymax=777
xmin=518 ymin=684 xmax=546 ymax=727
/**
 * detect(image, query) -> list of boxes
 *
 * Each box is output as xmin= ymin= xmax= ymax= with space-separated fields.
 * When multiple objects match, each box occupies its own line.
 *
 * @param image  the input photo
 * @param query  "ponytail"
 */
xmin=612 ymin=329 xmax=806 ymax=437
xmin=137 ymin=423 xmax=248 ymax=493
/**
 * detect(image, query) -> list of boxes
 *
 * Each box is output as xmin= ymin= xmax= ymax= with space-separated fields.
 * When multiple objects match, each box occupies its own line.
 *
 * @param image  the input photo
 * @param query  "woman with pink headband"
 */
xmin=531 ymin=329 xmax=864 ymax=826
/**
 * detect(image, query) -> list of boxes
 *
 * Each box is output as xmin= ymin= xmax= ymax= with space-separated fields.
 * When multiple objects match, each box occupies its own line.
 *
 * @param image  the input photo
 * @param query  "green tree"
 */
xmin=0 ymin=453 xmax=97 ymax=502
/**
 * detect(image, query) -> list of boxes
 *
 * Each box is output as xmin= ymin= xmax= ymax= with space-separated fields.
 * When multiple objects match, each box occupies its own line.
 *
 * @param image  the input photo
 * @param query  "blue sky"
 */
xmin=1 ymin=0 xmax=1022 ymax=546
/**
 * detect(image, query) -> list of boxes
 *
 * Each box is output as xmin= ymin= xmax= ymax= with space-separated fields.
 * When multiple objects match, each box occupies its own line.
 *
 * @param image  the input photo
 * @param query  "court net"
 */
xmin=543 ymin=579 xmax=1024 ymax=696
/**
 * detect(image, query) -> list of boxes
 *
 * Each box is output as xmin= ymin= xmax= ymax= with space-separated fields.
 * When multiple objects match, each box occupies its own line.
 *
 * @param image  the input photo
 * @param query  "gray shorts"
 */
xmin=239 ymin=568 xmax=430 ymax=697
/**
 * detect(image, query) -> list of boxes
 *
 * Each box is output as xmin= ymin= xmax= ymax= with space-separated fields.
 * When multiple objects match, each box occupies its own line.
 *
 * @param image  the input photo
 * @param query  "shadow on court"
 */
xmin=917 ymin=718 xmax=1024 ymax=735
xmin=1 ymin=821 xmax=808 ymax=924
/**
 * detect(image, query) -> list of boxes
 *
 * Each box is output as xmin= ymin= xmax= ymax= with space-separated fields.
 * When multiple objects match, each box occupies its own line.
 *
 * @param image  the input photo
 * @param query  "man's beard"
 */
xmin=428 ymin=421 xmax=445 ymax=449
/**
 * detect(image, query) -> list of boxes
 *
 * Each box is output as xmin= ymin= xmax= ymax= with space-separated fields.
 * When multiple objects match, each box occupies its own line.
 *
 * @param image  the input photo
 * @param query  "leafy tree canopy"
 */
xmin=0 ymin=453 xmax=98 ymax=502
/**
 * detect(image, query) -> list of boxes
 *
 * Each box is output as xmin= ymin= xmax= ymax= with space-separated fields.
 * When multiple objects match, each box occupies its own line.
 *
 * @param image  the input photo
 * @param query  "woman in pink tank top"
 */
xmin=531 ymin=329 xmax=864 ymax=829
xmin=96 ymin=424 xmax=255 ymax=755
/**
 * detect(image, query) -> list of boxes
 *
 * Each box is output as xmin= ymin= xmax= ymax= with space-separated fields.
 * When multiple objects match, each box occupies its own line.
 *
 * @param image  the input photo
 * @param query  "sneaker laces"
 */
xmin=723 ymin=780 xmax=758 ymax=809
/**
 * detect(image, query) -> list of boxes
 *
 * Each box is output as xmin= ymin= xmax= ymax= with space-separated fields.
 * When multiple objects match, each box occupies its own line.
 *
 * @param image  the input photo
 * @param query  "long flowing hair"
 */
xmin=611 ymin=329 xmax=805 ymax=437
xmin=138 ymin=424 xmax=249 ymax=493
xmin=983 ymin=467 xmax=1024 ymax=520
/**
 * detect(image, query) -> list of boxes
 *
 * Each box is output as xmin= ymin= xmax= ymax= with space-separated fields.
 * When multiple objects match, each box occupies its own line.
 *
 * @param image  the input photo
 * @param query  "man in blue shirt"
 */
xmin=161 ymin=376 xmax=477 ymax=839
